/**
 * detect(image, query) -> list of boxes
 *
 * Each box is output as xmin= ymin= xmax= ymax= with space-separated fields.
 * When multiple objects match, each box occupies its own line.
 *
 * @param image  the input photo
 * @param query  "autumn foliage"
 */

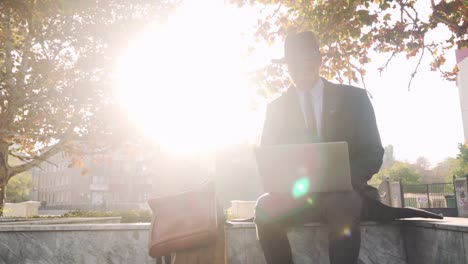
xmin=0 ymin=0 xmax=176 ymax=212
xmin=232 ymin=0 xmax=466 ymax=91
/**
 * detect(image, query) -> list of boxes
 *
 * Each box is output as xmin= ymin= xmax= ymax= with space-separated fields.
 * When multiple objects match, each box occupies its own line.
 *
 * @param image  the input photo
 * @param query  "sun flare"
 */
xmin=116 ymin=1 xmax=262 ymax=154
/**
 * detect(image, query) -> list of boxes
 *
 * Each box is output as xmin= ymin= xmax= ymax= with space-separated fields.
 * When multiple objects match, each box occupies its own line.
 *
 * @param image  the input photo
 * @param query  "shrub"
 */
xmin=63 ymin=210 xmax=152 ymax=223
xmin=119 ymin=210 xmax=152 ymax=223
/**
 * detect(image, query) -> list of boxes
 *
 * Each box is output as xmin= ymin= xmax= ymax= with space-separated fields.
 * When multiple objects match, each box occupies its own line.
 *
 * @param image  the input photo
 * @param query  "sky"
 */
xmin=117 ymin=0 xmax=464 ymax=166
xmin=363 ymin=53 xmax=463 ymax=165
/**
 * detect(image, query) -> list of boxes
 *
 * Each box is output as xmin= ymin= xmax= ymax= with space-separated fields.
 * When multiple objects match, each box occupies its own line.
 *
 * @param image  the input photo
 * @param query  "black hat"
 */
xmin=273 ymin=31 xmax=321 ymax=64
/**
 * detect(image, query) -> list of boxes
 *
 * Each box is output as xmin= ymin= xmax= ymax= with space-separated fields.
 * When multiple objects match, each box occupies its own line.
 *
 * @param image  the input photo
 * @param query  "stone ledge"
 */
xmin=1 ymin=216 xmax=464 ymax=231
xmin=0 ymin=218 xmax=467 ymax=263
xmin=0 ymin=217 xmax=121 ymax=226
xmin=226 ymin=217 xmax=468 ymax=264
xmin=0 ymin=224 xmax=154 ymax=264
xmin=229 ymin=217 xmax=468 ymax=230
xmin=400 ymin=217 xmax=468 ymax=232
xmin=0 ymin=223 xmax=150 ymax=232
xmin=228 ymin=220 xmax=400 ymax=228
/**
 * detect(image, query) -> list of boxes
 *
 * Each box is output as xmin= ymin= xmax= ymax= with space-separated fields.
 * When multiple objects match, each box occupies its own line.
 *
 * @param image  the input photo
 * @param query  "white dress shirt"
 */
xmin=295 ymin=79 xmax=324 ymax=139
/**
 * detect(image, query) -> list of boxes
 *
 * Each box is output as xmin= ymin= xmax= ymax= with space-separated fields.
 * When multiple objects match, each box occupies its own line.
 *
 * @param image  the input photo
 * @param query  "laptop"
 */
xmin=254 ymin=142 xmax=353 ymax=195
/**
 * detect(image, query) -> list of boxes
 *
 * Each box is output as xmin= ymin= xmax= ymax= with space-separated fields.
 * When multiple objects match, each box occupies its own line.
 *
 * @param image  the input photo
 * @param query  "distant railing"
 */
xmin=402 ymin=183 xmax=455 ymax=209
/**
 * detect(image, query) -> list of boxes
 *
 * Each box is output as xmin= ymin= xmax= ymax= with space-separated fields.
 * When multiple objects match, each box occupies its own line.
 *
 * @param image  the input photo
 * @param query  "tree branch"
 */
xmin=350 ymin=63 xmax=368 ymax=92
xmin=0 ymin=142 xmax=11 ymax=177
xmin=399 ymin=1 xmax=404 ymax=23
xmin=0 ymin=73 xmax=14 ymax=86
xmin=407 ymin=45 xmax=425 ymax=91
xmin=426 ymin=45 xmax=448 ymax=76
xmin=4 ymin=6 xmax=14 ymax=86
xmin=379 ymin=51 xmax=397 ymax=76
xmin=298 ymin=1 xmax=312 ymax=30
xmin=7 ymin=113 xmax=80 ymax=179
xmin=430 ymin=0 xmax=461 ymax=33
xmin=432 ymin=14 xmax=460 ymax=32
xmin=9 ymin=151 xmax=59 ymax=168
xmin=397 ymin=0 xmax=417 ymax=25
xmin=8 ymin=140 xmax=64 ymax=179
xmin=0 ymin=128 xmax=16 ymax=139
xmin=17 ymin=2 xmax=34 ymax=87
xmin=272 ymin=3 xmax=282 ymax=18
xmin=8 ymin=152 xmax=31 ymax=162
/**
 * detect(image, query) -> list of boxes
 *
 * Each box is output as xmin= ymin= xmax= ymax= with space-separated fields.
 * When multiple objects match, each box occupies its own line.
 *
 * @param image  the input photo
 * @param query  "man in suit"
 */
xmin=255 ymin=31 xmax=441 ymax=264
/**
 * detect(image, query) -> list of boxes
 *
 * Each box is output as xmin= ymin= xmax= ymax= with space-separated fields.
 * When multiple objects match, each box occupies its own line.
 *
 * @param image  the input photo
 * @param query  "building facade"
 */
xmin=30 ymin=143 xmax=264 ymax=211
xmin=30 ymin=150 xmax=157 ymax=211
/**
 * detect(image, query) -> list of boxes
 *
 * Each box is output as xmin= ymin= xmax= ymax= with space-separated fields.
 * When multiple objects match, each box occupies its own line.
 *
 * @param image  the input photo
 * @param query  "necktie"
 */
xmin=304 ymin=91 xmax=319 ymax=142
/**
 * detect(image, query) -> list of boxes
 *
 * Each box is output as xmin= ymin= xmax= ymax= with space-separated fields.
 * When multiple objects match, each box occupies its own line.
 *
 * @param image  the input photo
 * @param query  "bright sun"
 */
xmin=116 ymin=1 xmax=262 ymax=154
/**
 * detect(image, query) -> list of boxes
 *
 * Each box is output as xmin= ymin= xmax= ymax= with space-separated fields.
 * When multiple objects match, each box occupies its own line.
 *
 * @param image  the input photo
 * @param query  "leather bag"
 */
xmin=147 ymin=181 xmax=218 ymax=258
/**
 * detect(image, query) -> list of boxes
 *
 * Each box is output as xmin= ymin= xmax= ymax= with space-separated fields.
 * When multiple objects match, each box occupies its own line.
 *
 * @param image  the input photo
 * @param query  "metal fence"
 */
xmin=402 ymin=183 xmax=455 ymax=209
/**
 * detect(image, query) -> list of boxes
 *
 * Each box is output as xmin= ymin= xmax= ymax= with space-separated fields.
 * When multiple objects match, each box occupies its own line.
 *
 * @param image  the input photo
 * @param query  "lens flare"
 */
xmin=343 ymin=227 xmax=351 ymax=237
xmin=292 ymin=177 xmax=310 ymax=198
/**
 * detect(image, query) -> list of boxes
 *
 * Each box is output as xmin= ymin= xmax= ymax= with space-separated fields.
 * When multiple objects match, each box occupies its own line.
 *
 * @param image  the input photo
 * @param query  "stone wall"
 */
xmin=0 ymin=217 xmax=121 ymax=225
xmin=226 ymin=222 xmax=406 ymax=264
xmin=0 ymin=223 xmax=153 ymax=264
xmin=3 ymin=201 xmax=40 ymax=217
xmin=402 ymin=218 xmax=468 ymax=264
xmin=1 ymin=218 xmax=468 ymax=264
xmin=227 ymin=218 xmax=468 ymax=264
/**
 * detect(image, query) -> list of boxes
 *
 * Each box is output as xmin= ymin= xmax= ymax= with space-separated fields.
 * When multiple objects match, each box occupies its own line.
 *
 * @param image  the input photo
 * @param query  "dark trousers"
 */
xmin=255 ymin=191 xmax=362 ymax=264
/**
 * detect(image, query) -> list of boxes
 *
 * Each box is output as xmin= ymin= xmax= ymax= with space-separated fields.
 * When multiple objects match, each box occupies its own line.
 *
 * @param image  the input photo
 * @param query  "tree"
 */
xmin=232 ymin=0 xmax=466 ymax=93
xmin=448 ymin=143 xmax=468 ymax=178
xmin=432 ymin=157 xmax=459 ymax=182
xmin=415 ymin=156 xmax=431 ymax=170
xmin=0 ymin=0 xmax=177 ymax=213
xmin=371 ymin=161 xmax=422 ymax=185
xmin=413 ymin=156 xmax=433 ymax=181
xmin=5 ymin=170 xmax=31 ymax=203
xmin=381 ymin=145 xmax=395 ymax=169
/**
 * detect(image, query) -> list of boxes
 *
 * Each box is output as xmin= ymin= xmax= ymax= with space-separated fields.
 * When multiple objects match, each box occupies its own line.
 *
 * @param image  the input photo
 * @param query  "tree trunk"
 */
xmin=0 ymin=144 xmax=10 ymax=217
xmin=0 ymin=179 xmax=4 ymax=216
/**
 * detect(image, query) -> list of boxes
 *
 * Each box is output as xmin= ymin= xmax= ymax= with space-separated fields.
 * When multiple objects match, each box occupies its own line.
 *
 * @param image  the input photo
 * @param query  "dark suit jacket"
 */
xmin=260 ymin=78 xmax=443 ymax=221
xmin=261 ymin=78 xmax=384 ymax=201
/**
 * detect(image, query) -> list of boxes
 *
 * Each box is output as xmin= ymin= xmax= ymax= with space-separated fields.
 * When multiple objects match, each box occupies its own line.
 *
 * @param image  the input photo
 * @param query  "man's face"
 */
xmin=287 ymin=58 xmax=321 ymax=90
